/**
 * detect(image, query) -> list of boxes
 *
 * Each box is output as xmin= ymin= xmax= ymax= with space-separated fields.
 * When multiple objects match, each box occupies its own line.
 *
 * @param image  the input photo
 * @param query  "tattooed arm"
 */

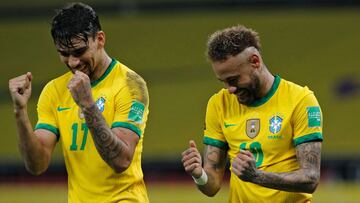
xmin=182 ymin=141 xmax=227 ymax=196
xmin=68 ymin=70 xmax=139 ymax=173
xmin=82 ymin=103 xmax=139 ymax=173
xmin=232 ymin=141 xmax=321 ymax=193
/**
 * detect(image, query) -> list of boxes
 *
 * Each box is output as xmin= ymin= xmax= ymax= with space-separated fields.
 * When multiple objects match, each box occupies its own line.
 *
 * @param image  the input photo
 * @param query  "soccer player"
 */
xmin=8 ymin=3 xmax=149 ymax=203
xmin=181 ymin=25 xmax=323 ymax=202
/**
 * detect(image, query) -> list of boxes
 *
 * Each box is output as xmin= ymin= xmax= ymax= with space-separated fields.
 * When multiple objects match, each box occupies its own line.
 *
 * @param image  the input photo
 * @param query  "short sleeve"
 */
xmin=35 ymin=81 xmax=60 ymax=140
xmin=292 ymin=92 xmax=323 ymax=146
xmin=203 ymin=95 xmax=228 ymax=149
xmin=111 ymin=71 xmax=149 ymax=137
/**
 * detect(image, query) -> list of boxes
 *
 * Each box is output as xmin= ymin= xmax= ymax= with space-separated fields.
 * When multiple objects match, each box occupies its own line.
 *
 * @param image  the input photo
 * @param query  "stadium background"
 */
xmin=0 ymin=0 xmax=360 ymax=202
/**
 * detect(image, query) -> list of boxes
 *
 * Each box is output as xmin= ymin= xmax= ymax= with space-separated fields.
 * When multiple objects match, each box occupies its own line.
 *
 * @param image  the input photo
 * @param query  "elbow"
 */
xmin=200 ymin=184 xmax=221 ymax=197
xmin=205 ymin=190 xmax=219 ymax=197
xmin=304 ymin=181 xmax=319 ymax=194
xmin=303 ymin=172 xmax=320 ymax=193
xmin=112 ymin=159 xmax=132 ymax=173
xmin=25 ymin=164 xmax=47 ymax=176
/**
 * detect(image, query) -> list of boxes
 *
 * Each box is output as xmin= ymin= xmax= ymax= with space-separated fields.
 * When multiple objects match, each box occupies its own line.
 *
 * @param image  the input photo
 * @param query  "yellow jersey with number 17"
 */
xmin=204 ymin=75 xmax=323 ymax=203
xmin=35 ymin=59 xmax=149 ymax=203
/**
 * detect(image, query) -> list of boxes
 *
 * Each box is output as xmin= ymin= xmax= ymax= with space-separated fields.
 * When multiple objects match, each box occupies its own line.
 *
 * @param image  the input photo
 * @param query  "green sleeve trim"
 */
xmin=293 ymin=132 xmax=323 ymax=146
xmin=35 ymin=123 xmax=60 ymax=141
xmin=203 ymin=136 xmax=228 ymax=149
xmin=111 ymin=122 xmax=142 ymax=137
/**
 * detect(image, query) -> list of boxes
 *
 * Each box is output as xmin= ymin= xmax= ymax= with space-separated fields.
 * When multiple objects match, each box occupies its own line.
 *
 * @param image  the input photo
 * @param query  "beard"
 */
xmin=235 ymin=74 xmax=261 ymax=106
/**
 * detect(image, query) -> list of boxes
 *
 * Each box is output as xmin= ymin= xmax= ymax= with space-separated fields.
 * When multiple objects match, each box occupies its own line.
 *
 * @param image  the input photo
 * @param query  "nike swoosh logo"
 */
xmin=57 ymin=107 xmax=71 ymax=112
xmin=224 ymin=123 xmax=237 ymax=128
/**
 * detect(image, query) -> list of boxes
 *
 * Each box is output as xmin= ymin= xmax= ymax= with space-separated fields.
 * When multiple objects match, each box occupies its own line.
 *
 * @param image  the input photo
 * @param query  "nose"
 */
xmin=224 ymin=83 xmax=237 ymax=94
xmin=67 ymin=55 xmax=80 ymax=69
xmin=227 ymin=86 xmax=237 ymax=94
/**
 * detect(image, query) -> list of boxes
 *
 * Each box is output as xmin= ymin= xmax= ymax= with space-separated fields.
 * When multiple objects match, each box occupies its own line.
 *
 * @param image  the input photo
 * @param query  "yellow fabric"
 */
xmin=36 ymin=59 xmax=149 ymax=203
xmin=204 ymin=76 xmax=322 ymax=203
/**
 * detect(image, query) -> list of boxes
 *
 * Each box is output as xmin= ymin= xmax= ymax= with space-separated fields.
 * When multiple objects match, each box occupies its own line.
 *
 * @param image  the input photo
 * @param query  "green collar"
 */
xmin=249 ymin=75 xmax=281 ymax=107
xmin=91 ymin=58 xmax=116 ymax=87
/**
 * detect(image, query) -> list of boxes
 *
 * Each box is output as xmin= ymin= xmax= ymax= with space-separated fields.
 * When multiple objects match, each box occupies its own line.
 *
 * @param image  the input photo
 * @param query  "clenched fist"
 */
xmin=231 ymin=150 xmax=258 ymax=182
xmin=67 ymin=70 xmax=95 ymax=109
xmin=9 ymin=72 xmax=33 ymax=109
xmin=181 ymin=140 xmax=203 ymax=178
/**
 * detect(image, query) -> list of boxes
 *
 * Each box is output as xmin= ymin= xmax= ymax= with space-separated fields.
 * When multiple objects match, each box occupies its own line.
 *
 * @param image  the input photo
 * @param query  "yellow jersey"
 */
xmin=204 ymin=75 xmax=323 ymax=203
xmin=35 ymin=59 xmax=149 ymax=203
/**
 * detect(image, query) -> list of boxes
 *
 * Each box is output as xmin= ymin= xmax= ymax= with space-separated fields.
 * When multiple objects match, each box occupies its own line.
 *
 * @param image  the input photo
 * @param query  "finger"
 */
xmin=240 ymin=149 xmax=253 ymax=158
xmin=26 ymin=72 xmax=33 ymax=82
xmin=181 ymin=147 xmax=196 ymax=157
xmin=189 ymin=140 xmax=197 ymax=149
xmin=184 ymin=163 xmax=201 ymax=173
xmin=183 ymin=156 xmax=201 ymax=167
xmin=181 ymin=149 xmax=200 ymax=162
xmin=231 ymin=164 xmax=240 ymax=176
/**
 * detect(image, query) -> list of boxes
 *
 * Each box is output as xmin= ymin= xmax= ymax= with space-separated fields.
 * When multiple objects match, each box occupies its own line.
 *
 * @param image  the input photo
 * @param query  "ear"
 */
xmin=249 ymin=54 xmax=260 ymax=69
xmin=96 ymin=31 xmax=106 ymax=48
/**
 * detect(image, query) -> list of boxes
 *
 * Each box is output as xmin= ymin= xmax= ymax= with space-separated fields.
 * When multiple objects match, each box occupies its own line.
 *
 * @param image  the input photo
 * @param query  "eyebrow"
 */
xmin=218 ymin=75 xmax=239 ymax=83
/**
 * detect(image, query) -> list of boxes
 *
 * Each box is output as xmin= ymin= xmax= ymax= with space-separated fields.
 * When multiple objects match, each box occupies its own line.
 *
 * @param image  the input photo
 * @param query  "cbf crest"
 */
xmin=269 ymin=115 xmax=283 ymax=134
xmin=78 ymin=97 xmax=106 ymax=119
xmin=246 ymin=119 xmax=260 ymax=139
xmin=96 ymin=97 xmax=106 ymax=112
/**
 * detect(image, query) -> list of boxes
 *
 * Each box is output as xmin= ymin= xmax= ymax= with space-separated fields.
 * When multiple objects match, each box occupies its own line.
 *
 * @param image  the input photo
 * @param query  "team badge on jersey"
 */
xmin=96 ymin=97 xmax=106 ymax=112
xmin=246 ymin=119 xmax=260 ymax=139
xmin=269 ymin=115 xmax=283 ymax=134
xmin=78 ymin=97 xmax=106 ymax=119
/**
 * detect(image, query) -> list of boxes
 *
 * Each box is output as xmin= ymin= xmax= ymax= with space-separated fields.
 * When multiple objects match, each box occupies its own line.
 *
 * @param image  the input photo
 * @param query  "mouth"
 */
xmin=237 ymin=89 xmax=249 ymax=98
xmin=72 ymin=65 xmax=88 ymax=74
xmin=236 ymin=89 xmax=253 ymax=104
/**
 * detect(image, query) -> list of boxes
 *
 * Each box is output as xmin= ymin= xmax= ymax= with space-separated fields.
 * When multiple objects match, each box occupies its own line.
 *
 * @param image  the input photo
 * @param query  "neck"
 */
xmin=90 ymin=53 xmax=111 ymax=82
xmin=259 ymin=67 xmax=275 ymax=98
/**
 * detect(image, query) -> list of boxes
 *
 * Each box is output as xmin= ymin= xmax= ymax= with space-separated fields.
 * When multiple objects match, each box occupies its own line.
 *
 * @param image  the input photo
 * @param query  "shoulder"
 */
xmin=116 ymin=61 xmax=149 ymax=106
xmin=207 ymin=88 xmax=237 ymax=108
xmin=279 ymin=77 xmax=315 ymax=101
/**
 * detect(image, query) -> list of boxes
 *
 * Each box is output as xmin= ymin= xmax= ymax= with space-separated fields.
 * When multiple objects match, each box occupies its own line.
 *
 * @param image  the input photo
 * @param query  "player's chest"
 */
xmin=55 ymin=90 xmax=114 ymax=123
xmin=222 ymin=105 xmax=294 ymax=145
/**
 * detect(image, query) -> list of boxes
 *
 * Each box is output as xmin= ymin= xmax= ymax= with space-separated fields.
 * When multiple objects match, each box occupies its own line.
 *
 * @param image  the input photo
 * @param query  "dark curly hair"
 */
xmin=51 ymin=2 xmax=101 ymax=48
xmin=207 ymin=25 xmax=261 ymax=62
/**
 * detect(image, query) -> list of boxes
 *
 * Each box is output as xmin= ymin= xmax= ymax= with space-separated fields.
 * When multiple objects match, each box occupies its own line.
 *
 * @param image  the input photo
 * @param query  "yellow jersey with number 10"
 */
xmin=35 ymin=59 xmax=149 ymax=203
xmin=204 ymin=75 xmax=323 ymax=203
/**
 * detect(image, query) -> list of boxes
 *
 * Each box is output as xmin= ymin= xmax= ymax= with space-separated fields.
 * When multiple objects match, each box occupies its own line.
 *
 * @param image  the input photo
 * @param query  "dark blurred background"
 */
xmin=0 ymin=0 xmax=359 ymax=202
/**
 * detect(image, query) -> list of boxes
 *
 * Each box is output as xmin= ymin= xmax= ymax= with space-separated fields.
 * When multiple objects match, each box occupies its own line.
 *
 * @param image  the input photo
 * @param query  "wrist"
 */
xmin=251 ymin=169 xmax=262 ymax=184
xmin=13 ymin=105 xmax=27 ymax=115
xmin=80 ymin=101 xmax=96 ymax=111
xmin=192 ymin=168 xmax=208 ymax=185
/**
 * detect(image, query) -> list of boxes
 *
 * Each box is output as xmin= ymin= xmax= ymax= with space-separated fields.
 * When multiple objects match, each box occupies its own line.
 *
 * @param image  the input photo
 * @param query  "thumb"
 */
xmin=26 ymin=72 xmax=33 ymax=82
xmin=189 ymin=140 xmax=197 ymax=149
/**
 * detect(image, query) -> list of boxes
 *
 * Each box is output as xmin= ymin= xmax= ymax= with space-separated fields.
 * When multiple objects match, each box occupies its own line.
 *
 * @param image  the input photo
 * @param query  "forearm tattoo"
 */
xmin=82 ymin=104 xmax=124 ymax=165
xmin=253 ymin=142 xmax=321 ymax=192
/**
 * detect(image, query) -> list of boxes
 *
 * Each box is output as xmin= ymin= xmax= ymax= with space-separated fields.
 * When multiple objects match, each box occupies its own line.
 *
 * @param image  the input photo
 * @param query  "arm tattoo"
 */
xmin=198 ymin=145 xmax=227 ymax=195
xmin=82 ymin=104 xmax=125 ymax=165
xmin=204 ymin=146 xmax=227 ymax=171
xmin=253 ymin=142 xmax=321 ymax=193
xmin=203 ymin=146 xmax=227 ymax=184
